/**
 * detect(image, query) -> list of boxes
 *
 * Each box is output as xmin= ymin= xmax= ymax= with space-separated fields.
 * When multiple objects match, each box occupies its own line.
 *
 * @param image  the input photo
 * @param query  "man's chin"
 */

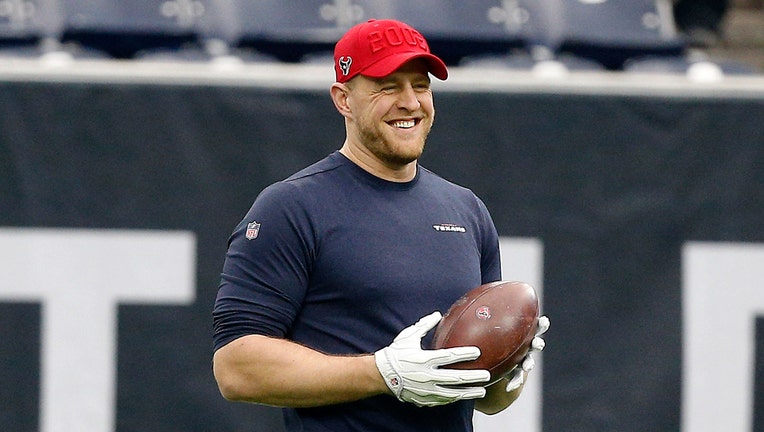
xmin=385 ymin=142 xmax=424 ymax=164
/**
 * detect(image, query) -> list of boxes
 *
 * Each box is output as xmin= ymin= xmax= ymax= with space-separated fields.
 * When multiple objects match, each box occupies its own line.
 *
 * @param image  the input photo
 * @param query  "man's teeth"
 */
xmin=391 ymin=120 xmax=416 ymax=129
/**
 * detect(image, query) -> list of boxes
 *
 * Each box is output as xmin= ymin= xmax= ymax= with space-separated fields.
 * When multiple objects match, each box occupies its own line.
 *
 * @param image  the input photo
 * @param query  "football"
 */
xmin=431 ymin=281 xmax=540 ymax=384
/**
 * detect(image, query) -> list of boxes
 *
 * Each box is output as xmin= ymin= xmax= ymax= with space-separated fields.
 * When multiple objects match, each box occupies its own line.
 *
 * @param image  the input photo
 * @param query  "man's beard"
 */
xmin=357 ymin=118 xmax=433 ymax=167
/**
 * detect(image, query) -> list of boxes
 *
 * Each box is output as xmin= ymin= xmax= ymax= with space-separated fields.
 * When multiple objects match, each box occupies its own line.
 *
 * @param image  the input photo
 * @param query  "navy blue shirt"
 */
xmin=213 ymin=151 xmax=501 ymax=431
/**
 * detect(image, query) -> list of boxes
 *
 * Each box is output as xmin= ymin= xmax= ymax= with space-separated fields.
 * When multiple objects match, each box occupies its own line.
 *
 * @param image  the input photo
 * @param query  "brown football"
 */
xmin=431 ymin=281 xmax=540 ymax=384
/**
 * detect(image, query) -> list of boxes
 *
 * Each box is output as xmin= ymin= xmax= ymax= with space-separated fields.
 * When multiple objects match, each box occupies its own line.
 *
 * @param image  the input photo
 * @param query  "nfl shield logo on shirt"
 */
xmin=245 ymin=221 xmax=261 ymax=240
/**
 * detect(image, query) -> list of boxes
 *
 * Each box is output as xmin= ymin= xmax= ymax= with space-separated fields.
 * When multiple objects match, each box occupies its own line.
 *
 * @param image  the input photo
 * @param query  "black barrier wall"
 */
xmin=1 ymin=76 xmax=763 ymax=432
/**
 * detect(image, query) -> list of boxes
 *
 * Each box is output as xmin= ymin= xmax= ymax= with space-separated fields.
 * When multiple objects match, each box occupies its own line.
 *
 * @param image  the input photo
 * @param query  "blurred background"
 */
xmin=1 ymin=1 xmax=763 ymax=432
xmin=0 ymin=0 xmax=761 ymax=72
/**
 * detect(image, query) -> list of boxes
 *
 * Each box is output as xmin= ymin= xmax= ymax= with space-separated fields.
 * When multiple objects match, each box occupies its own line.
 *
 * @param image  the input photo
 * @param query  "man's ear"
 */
xmin=330 ymin=83 xmax=352 ymax=118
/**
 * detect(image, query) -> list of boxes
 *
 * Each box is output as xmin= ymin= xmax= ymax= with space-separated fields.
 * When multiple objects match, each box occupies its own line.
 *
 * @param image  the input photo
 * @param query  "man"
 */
xmin=212 ymin=19 xmax=548 ymax=431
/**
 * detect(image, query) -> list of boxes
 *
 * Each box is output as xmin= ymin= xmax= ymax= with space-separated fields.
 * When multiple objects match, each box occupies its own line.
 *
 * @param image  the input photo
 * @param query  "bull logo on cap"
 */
xmin=338 ymin=56 xmax=352 ymax=76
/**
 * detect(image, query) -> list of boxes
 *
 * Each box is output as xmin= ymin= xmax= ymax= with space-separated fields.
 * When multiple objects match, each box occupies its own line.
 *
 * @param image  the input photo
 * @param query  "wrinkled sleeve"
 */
xmin=212 ymin=181 xmax=315 ymax=351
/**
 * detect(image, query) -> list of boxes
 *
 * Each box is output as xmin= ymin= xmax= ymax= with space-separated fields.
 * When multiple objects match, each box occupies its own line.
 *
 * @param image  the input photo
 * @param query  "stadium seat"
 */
xmin=59 ymin=0 xmax=211 ymax=58
xmin=531 ymin=0 xmax=687 ymax=70
xmin=228 ymin=0 xmax=368 ymax=63
xmin=0 ymin=0 xmax=64 ymax=55
xmin=134 ymin=0 xmax=277 ymax=63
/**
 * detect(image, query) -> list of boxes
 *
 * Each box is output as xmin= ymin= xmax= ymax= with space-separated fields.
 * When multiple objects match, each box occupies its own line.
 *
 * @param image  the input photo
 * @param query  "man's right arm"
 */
xmin=213 ymin=312 xmax=492 ymax=409
xmin=213 ymin=334 xmax=388 ymax=408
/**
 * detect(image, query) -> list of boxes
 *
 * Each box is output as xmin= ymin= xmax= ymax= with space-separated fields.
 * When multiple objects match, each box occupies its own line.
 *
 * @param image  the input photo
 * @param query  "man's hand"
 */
xmin=505 ymin=315 xmax=550 ymax=392
xmin=374 ymin=311 xmax=491 ymax=407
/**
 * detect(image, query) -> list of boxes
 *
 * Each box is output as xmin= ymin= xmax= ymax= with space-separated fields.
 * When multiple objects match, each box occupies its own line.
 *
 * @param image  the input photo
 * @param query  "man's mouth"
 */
xmin=388 ymin=119 xmax=418 ymax=129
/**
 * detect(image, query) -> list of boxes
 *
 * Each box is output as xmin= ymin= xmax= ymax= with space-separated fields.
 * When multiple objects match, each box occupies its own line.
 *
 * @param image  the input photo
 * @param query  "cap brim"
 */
xmin=360 ymin=52 xmax=449 ymax=81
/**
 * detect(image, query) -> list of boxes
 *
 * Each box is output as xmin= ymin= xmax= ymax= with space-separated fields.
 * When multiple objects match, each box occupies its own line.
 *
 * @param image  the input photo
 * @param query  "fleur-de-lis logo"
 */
xmin=338 ymin=56 xmax=352 ymax=76
xmin=487 ymin=0 xmax=530 ymax=34
xmin=0 ymin=0 xmax=35 ymax=24
xmin=319 ymin=0 xmax=364 ymax=29
xmin=160 ymin=0 xmax=205 ymax=28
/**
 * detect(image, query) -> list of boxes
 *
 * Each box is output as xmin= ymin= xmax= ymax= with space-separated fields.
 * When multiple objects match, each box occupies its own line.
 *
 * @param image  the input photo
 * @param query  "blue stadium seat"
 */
xmin=228 ymin=0 xmax=368 ymax=63
xmin=0 ymin=0 xmax=63 ymax=52
xmin=59 ymin=0 xmax=212 ymax=58
xmin=134 ymin=0 xmax=277 ymax=63
xmin=531 ymin=0 xmax=687 ymax=70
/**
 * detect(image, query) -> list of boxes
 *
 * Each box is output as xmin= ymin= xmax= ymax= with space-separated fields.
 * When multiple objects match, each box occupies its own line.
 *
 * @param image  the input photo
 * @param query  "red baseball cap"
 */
xmin=333 ymin=19 xmax=448 ymax=83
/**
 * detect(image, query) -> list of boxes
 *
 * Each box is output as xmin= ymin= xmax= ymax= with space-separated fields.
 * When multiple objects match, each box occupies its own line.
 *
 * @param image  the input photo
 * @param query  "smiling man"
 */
xmin=212 ymin=19 xmax=548 ymax=432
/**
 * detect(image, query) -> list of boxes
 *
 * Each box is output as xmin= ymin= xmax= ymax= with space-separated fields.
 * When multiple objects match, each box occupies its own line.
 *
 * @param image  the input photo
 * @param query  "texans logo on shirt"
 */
xmin=432 ymin=223 xmax=467 ymax=233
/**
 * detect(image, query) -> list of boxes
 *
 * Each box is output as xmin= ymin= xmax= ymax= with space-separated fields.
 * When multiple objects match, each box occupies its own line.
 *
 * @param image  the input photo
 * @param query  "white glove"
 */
xmin=505 ymin=315 xmax=550 ymax=392
xmin=374 ymin=311 xmax=491 ymax=407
